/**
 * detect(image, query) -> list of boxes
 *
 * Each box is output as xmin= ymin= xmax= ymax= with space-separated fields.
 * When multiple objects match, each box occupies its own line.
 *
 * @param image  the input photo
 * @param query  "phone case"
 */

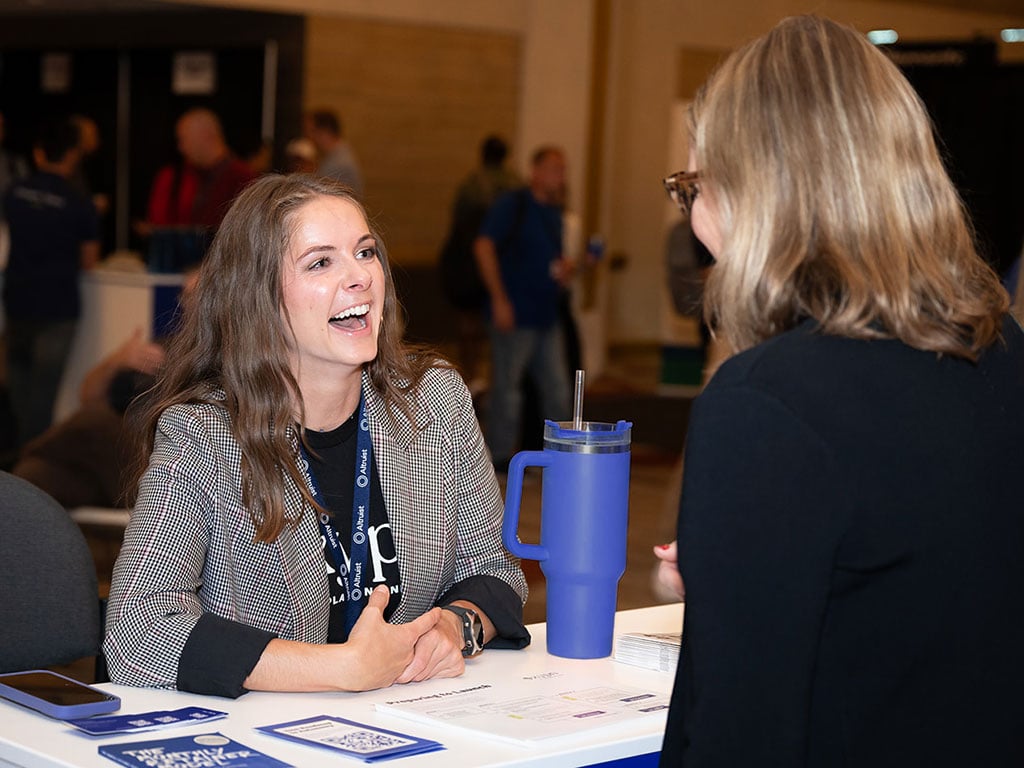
xmin=0 ymin=670 xmax=121 ymax=720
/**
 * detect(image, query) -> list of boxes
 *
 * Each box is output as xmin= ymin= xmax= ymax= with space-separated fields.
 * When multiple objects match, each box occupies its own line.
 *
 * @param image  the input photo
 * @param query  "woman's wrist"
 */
xmin=246 ymin=638 xmax=362 ymax=693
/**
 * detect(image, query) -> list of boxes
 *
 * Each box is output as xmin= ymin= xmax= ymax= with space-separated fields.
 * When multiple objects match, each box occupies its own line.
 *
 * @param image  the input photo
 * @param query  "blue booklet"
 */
xmin=69 ymin=706 xmax=228 ymax=736
xmin=98 ymin=732 xmax=293 ymax=768
xmin=257 ymin=715 xmax=444 ymax=762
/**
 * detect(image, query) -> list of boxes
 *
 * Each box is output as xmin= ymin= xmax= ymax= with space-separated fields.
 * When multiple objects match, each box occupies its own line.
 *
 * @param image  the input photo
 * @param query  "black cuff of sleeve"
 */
xmin=177 ymin=613 xmax=277 ymax=698
xmin=439 ymin=574 xmax=531 ymax=650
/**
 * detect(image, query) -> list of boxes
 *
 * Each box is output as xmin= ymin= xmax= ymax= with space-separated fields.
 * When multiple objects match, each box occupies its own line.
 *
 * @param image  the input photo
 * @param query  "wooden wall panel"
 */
xmin=306 ymin=16 xmax=521 ymax=267
xmin=676 ymin=47 xmax=726 ymax=101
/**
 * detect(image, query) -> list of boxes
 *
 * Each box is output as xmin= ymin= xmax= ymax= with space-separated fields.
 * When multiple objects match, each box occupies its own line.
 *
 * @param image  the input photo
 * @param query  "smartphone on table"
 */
xmin=0 ymin=670 xmax=121 ymax=720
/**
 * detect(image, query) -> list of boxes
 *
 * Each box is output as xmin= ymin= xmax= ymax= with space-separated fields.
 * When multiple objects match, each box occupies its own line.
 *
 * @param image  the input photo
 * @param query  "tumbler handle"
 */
xmin=501 ymin=450 xmax=551 ymax=561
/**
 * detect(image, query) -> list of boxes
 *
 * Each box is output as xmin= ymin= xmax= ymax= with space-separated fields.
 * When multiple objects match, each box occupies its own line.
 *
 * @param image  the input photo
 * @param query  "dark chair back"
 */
xmin=0 ymin=471 xmax=101 ymax=672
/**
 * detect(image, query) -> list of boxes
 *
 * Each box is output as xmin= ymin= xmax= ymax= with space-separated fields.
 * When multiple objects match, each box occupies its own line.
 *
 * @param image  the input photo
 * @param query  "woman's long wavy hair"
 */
xmin=129 ymin=173 xmax=438 ymax=541
xmin=690 ymin=15 xmax=1007 ymax=359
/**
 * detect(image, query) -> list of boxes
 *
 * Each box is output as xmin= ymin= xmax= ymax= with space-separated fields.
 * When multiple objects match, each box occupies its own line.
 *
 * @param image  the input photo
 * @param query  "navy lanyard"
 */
xmin=298 ymin=393 xmax=372 ymax=637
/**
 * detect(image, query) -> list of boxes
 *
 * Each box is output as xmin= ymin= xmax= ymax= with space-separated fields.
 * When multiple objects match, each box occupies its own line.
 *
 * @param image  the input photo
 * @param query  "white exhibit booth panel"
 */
xmin=53 ymin=267 xmax=185 ymax=422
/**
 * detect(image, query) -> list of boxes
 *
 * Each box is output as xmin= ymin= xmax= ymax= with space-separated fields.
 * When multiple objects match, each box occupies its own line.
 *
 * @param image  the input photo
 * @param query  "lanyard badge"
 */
xmin=299 ymin=393 xmax=373 ymax=637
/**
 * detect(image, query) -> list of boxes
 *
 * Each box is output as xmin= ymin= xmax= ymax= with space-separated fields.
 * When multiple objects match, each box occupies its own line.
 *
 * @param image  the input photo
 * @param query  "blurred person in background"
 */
xmin=13 ymin=328 xmax=165 ymax=508
xmin=305 ymin=108 xmax=364 ymax=198
xmin=70 ymin=114 xmax=110 ymax=217
xmin=3 ymin=115 xmax=99 ymax=448
xmin=0 ymin=110 xmax=30 ymax=263
xmin=137 ymin=108 xmax=256 ymax=273
xmin=473 ymin=146 xmax=572 ymax=471
xmin=141 ymin=108 xmax=256 ymax=234
xmin=438 ymin=134 xmax=522 ymax=392
xmin=284 ymin=137 xmax=318 ymax=175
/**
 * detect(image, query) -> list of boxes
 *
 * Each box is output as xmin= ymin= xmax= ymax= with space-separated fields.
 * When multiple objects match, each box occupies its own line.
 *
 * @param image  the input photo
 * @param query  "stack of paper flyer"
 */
xmin=614 ymin=631 xmax=682 ymax=673
xmin=374 ymin=671 xmax=669 ymax=746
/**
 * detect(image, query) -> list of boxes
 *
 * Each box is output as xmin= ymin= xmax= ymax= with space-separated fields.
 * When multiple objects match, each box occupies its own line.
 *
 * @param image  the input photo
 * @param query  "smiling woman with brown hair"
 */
xmin=104 ymin=174 xmax=528 ymax=698
xmin=657 ymin=15 xmax=1024 ymax=767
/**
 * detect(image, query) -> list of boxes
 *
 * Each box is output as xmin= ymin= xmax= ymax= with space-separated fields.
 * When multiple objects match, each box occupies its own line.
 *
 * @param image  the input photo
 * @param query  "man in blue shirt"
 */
xmin=474 ymin=146 xmax=572 ymax=469
xmin=3 ymin=116 xmax=99 ymax=447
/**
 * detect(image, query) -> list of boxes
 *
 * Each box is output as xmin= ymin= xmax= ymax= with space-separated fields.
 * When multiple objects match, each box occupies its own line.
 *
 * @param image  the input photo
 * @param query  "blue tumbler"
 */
xmin=503 ymin=419 xmax=632 ymax=658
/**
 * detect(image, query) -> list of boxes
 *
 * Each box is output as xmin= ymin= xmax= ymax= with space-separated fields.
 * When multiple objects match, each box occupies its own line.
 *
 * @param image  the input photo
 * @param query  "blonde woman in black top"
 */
xmin=658 ymin=15 xmax=1024 ymax=767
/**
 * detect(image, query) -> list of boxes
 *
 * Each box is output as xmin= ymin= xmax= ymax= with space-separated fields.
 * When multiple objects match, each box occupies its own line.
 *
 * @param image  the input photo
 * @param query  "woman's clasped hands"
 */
xmin=344 ymin=586 xmax=476 ymax=688
xmin=344 ymin=586 xmax=469 ymax=688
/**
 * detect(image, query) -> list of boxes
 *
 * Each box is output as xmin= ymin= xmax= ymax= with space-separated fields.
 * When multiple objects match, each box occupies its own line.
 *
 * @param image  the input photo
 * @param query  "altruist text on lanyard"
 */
xmin=298 ymin=393 xmax=372 ymax=638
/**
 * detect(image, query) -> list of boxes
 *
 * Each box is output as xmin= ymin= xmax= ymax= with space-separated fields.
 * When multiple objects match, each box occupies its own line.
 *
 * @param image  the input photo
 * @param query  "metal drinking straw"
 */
xmin=572 ymin=369 xmax=585 ymax=430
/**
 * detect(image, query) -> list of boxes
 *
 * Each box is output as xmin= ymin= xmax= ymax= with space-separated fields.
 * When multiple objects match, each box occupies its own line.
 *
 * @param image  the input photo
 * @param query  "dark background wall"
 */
xmin=0 ymin=7 xmax=304 ymax=254
xmin=891 ymin=40 xmax=1024 ymax=278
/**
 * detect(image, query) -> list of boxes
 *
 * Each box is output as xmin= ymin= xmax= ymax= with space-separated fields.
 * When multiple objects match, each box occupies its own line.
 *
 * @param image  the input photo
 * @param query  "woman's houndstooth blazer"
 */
xmin=103 ymin=366 xmax=526 ymax=688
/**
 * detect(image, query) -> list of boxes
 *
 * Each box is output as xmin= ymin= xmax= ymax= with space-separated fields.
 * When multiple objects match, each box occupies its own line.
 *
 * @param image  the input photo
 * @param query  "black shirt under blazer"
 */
xmin=661 ymin=316 xmax=1024 ymax=767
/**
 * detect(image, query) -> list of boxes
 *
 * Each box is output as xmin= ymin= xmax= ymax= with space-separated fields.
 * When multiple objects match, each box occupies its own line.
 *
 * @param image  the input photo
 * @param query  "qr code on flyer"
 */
xmin=324 ymin=729 xmax=414 ymax=753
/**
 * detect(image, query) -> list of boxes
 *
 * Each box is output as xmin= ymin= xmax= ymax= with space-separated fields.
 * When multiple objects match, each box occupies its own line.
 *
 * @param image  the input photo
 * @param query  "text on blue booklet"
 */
xmin=98 ymin=732 xmax=292 ymax=768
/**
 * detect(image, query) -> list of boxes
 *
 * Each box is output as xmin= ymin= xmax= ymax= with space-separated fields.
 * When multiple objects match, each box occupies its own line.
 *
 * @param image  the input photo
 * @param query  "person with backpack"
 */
xmin=473 ymin=145 xmax=572 ymax=471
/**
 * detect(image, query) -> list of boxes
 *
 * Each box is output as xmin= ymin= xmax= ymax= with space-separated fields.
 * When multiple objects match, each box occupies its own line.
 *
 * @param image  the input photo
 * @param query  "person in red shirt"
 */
xmin=139 ymin=108 xmax=256 ymax=272
xmin=143 ymin=108 xmax=256 ymax=231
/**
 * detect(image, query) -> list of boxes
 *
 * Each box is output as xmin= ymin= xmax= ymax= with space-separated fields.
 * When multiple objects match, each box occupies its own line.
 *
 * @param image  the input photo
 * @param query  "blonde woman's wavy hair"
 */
xmin=691 ymin=14 xmax=1007 ymax=359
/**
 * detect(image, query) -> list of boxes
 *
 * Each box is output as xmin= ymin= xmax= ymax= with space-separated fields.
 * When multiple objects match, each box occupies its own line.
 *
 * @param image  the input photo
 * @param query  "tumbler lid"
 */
xmin=543 ymin=420 xmax=632 ymax=453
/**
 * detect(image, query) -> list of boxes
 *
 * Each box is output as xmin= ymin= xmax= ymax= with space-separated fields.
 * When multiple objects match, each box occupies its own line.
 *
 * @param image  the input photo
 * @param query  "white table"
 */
xmin=0 ymin=604 xmax=683 ymax=768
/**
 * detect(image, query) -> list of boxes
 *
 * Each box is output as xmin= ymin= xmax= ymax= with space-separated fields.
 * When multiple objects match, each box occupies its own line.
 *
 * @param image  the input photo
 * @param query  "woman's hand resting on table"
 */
xmin=653 ymin=541 xmax=685 ymax=602
xmin=396 ymin=607 xmax=467 ymax=684
xmin=244 ymin=586 xmax=441 ymax=693
xmin=343 ymin=586 xmax=444 ymax=689
xmin=397 ymin=600 xmax=496 ymax=684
